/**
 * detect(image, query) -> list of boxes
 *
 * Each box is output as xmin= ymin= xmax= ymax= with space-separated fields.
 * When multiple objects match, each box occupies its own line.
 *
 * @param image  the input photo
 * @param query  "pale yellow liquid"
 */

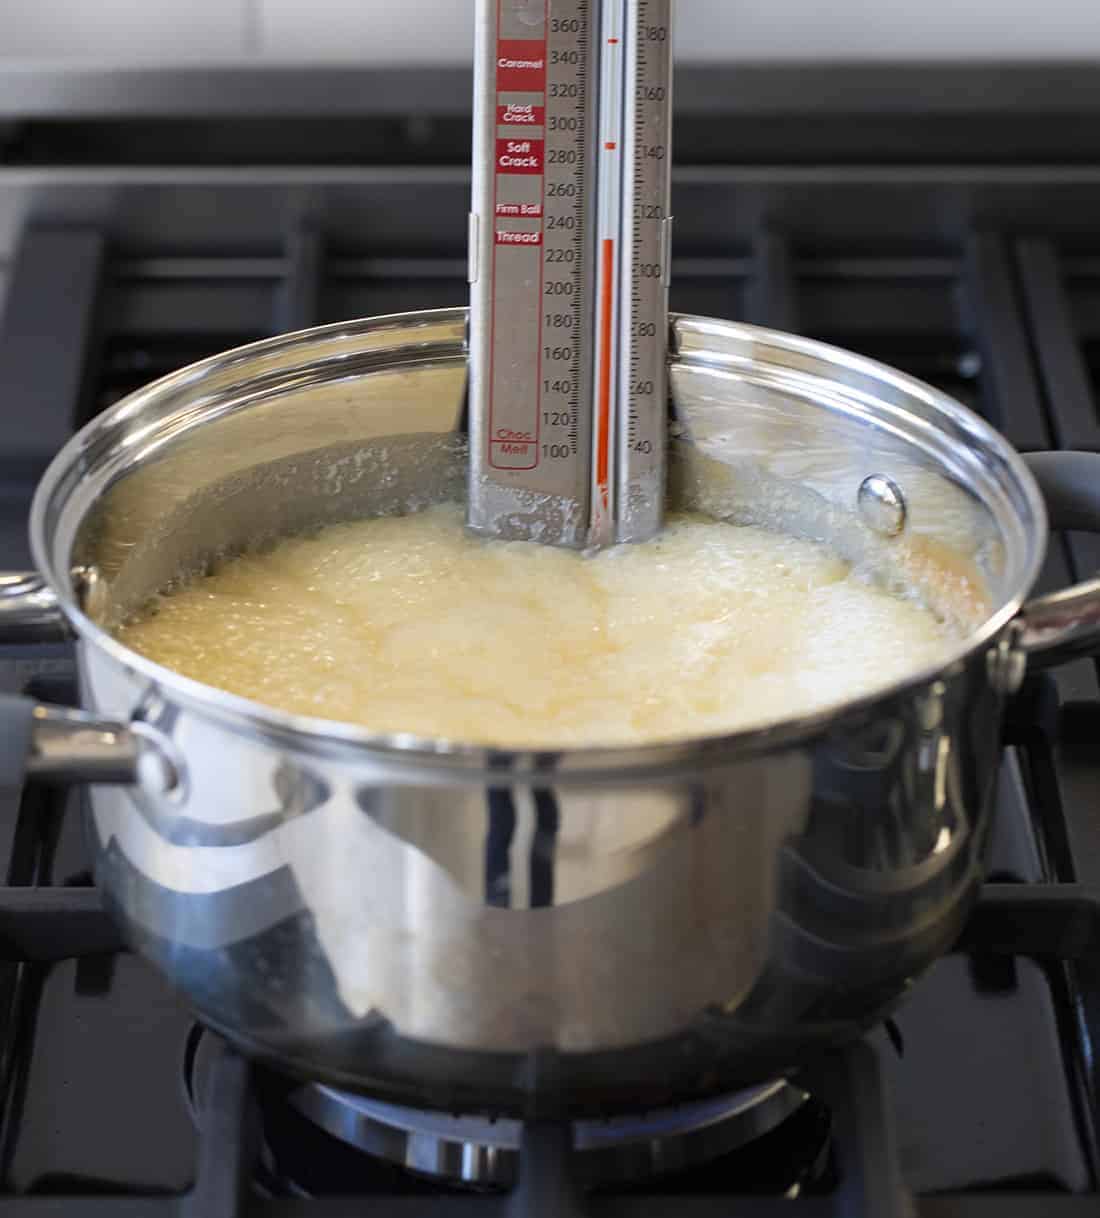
xmin=117 ymin=505 xmax=960 ymax=747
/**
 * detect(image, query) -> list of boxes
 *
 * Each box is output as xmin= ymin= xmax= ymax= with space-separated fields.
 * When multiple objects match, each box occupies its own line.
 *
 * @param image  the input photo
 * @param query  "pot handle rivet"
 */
xmin=858 ymin=475 xmax=907 ymax=538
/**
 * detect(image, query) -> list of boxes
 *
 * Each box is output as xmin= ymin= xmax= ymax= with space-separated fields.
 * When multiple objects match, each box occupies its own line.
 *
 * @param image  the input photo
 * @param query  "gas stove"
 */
xmin=1 ymin=62 xmax=1100 ymax=1215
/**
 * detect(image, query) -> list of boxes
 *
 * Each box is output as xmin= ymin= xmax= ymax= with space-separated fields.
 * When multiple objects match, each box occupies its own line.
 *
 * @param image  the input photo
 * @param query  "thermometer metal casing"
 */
xmin=468 ymin=0 xmax=672 ymax=548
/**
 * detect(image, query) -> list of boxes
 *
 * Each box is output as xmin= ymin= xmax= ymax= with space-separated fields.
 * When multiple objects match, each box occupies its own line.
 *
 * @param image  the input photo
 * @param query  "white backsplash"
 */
xmin=0 ymin=0 xmax=251 ymax=60
xmin=0 ymin=0 xmax=1097 ymax=63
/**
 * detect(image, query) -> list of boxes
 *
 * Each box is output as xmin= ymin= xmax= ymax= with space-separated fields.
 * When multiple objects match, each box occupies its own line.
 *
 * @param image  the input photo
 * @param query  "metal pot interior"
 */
xmin=36 ymin=309 xmax=1044 ymax=709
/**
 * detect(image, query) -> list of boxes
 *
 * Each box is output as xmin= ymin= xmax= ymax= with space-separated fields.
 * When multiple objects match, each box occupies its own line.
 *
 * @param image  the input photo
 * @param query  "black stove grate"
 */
xmin=0 ymin=883 xmax=1094 ymax=1215
xmin=3 ymin=142 xmax=1100 ymax=1211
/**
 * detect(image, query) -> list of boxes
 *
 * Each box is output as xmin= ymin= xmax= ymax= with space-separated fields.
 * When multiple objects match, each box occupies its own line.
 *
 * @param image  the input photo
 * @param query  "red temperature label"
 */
xmin=495 ymin=138 xmax=544 ymax=175
xmin=495 ymin=202 xmax=544 ymax=218
xmin=497 ymin=103 xmax=546 ymax=126
xmin=495 ymin=230 xmax=543 ymax=246
xmin=495 ymin=40 xmax=547 ymax=91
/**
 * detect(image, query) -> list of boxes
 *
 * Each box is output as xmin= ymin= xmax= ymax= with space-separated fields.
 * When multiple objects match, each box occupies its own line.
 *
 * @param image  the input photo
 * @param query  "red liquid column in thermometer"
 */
xmin=589 ymin=1 xmax=624 ymax=546
xmin=589 ymin=0 xmax=672 ymax=546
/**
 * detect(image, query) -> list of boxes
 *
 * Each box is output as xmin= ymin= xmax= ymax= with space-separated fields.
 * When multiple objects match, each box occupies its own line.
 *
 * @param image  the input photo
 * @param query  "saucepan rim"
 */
xmin=27 ymin=308 xmax=1047 ymax=775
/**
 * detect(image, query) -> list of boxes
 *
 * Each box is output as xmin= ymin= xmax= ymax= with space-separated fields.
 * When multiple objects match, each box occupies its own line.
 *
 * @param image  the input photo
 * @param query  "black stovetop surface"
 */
xmin=1 ymin=721 xmax=1098 ymax=1217
xmin=2 ymin=76 xmax=1100 ymax=1214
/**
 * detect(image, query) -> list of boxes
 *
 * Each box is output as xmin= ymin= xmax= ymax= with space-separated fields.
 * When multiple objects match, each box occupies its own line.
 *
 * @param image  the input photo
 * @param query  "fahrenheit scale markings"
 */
xmin=619 ymin=0 xmax=673 ymax=542
xmin=468 ymin=0 xmax=672 ymax=548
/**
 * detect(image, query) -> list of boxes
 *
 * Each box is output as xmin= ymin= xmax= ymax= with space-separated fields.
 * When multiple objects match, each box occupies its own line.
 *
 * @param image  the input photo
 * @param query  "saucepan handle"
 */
xmin=0 ymin=695 xmax=176 ymax=790
xmin=0 ymin=575 xmax=176 ymax=789
xmin=0 ymin=572 xmax=71 ymax=643
xmin=1018 ymin=452 xmax=1100 ymax=667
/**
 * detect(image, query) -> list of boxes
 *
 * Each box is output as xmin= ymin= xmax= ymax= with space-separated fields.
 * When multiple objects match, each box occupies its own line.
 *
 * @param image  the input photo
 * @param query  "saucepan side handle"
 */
xmin=1019 ymin=452 xmax=1100 ymax=667
xmin=0 ymin=572 xmax=71 ymax=643
xmin=0 ymin=695 xmax=176 ymax=790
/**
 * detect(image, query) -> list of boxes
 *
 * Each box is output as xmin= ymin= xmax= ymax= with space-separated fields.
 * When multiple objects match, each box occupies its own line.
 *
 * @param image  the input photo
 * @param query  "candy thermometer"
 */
xmin=467 ymin=0 xmax=673 ymax=547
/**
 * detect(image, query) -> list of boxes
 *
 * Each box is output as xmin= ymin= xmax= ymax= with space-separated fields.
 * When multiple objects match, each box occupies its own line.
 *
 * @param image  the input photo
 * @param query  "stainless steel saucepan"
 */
xmin=2 ymin=308 xmax=1099 ymax=1119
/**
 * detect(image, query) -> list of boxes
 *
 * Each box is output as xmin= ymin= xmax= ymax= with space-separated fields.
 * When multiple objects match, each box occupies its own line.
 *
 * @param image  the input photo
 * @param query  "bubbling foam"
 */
xmin=116 ymin=504 xmax=963 ymax=747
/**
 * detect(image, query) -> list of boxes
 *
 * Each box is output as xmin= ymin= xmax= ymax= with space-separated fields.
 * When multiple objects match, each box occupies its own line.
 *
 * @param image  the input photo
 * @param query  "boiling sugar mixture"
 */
xmin=116 ymin=505 xmax=963 ymax=746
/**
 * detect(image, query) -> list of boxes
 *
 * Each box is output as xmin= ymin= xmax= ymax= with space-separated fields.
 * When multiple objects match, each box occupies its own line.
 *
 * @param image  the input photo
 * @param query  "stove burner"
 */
xmin=184 ymin=1025 xmax=826 ymax=1198
xmin=184 ymin=1024 xmax=812 ymax=1193
xmin=288 ymin=1079 xmax=807 ymax=1188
